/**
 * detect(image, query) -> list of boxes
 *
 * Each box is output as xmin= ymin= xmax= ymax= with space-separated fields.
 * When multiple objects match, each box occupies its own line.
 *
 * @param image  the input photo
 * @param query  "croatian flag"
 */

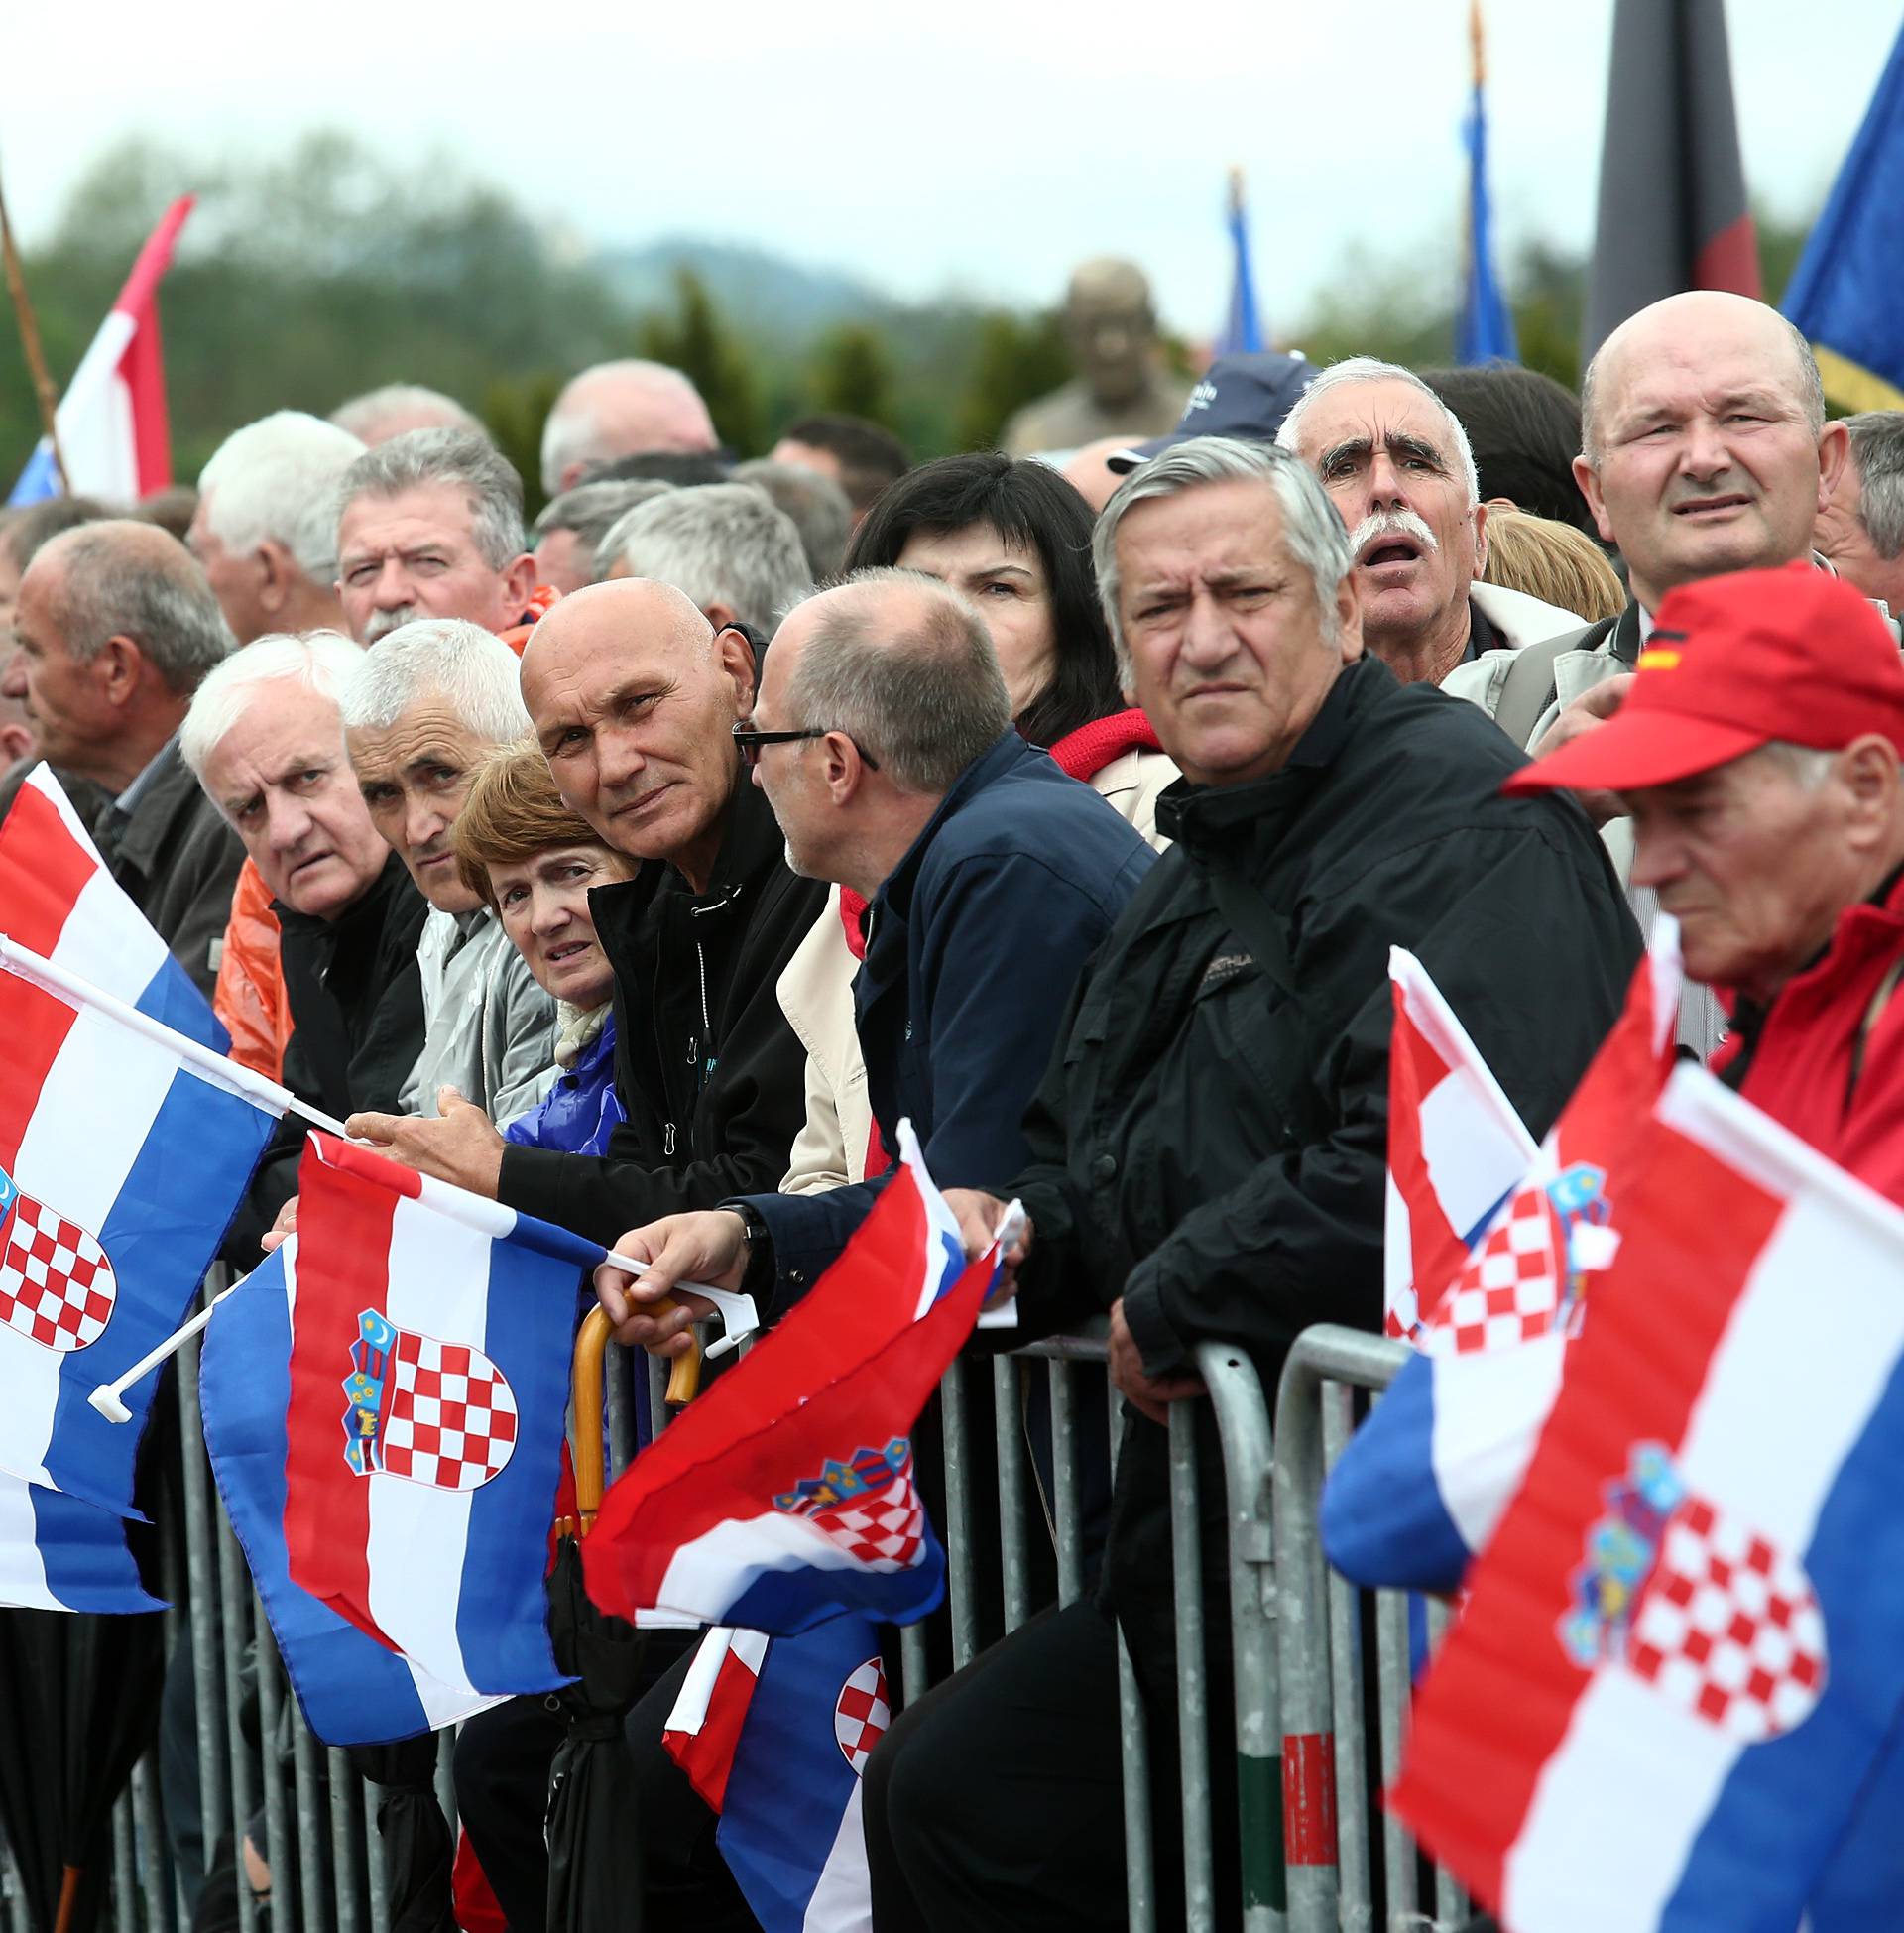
xmin=8 ymin=198 xmax=194 ymax=507
xmin=1383 ymin=944 xmax=1537 ymax=1344
xmin=202 ymin=1240 xmax=500 ymax=1744
xmin=1391 ymin=1064 xmax=1904 ymax=1929
xmin=1328 ymin=929 xmax=1679 ymax=1594
xmin=281 ymin=1134 xmax=588 ymax=1701
xmin=583 ymin=1121 xmax=1001 ymax=1633
xmin=0 ymin=933 xmax=281 ymax=1513
xmin=0 ymin=1482 xmax=161 ymax=1614
xmin=0 ymin=763 xmax=226 ymax=1050
xmin=666 ymin=1619 xmax=885 ymax=1933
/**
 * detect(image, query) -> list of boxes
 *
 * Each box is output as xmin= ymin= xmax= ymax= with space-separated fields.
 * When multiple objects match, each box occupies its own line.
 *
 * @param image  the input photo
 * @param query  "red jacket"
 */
xmin=1712 ymin=868 xmax=1904 ymax=1202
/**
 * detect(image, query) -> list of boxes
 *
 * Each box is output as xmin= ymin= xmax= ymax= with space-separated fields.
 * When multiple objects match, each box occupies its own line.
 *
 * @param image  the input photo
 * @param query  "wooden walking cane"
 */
xmin=561 ymin=1302 xmax=704 ymax=1538
xmin=0 ymin=154 xmax=70 ymax=493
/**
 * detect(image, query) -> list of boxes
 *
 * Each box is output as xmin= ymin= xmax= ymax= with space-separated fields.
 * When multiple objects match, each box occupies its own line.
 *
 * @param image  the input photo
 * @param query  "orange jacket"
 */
xmin=210 ymin=588 xmax=560 ymax=1079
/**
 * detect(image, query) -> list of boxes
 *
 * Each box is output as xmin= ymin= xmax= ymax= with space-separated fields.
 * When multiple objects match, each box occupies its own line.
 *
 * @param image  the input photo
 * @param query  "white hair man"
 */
xmin=731 ymin=459 xmax=854 ymax=582
xmin=1815 ymin=410 xmax=1904 ymax=616
xmin=334 ymin=428 xmax=546 ymax=649
xmin=597 ymin=483 xmax=810 ymax=637
xmin=850 ymin=437 xmax=1639 ymax=1929
xmin=539 ymin=359 xmax=719 ymax=496
xmin=189 ymin=411 xmax=367 ymax=643
xmin=338 ymin=618 xmax=556 ymax=1126
xmin=529 ymin=479 xmax=672 ymax=595
xmin=13 ymin=520 xmax=241 ymax=995
xmin=329 ymin=383 xmax=486 ymax=447
xmin=181 ymin=631 xmax=427 ymax=1254
xmin=1277 ymin=355 xmax=1583 ymax=685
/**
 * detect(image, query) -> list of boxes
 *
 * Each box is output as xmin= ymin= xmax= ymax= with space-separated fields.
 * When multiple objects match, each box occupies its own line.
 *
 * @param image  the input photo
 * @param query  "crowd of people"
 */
xmin=3 ymin=282 xmax=1903 ymax=1930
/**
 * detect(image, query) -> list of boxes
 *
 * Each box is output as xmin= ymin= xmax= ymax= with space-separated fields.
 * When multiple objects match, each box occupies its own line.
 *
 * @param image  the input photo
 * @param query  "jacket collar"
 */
xmin=870 ymin=732 xmax=1034 ymax=928
xmin=683 ymin=767 xmax=787 ymax=909
xmin=1153 ymin=653 xmax=1379 ymax=855
xmin=105 ymin=737 xmax=194 ymax=874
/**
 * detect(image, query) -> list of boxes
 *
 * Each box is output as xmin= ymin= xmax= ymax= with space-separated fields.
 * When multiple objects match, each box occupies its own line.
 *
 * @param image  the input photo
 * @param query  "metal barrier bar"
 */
xmin=326 ymin=1751 xmax=361 ymax=1933
xmin=1110 ymin=1396 xmax=1156 ymax=1933
xmin=112 ymin=1791 xmax=136 ymax=1933
xmin=1373 ymin=1590 xmax=1417 ymax=1920
xmin=290 ymin=1701 xmax=327 ymax=1932
xmin=215 ymin=1512 xmax=258 ymax=1933
xmin=1196 ymin=1341 xmax=1284 ymax=1933
xmin=1321 ymin=1383 xmax=1373 ymax=1933
xmin=132 ymin=1752 xmax=174 ymax=1933
xmin=1167 ymin=1398 xmax=1215 ymax=1933
xmin=365 ymin=1779 xmax=391 ymax=1933
xmin=991 ymin=1356 xmax=1031 ymax=1633
xmin=1048 ymin=1356 xmax=1084 ymax=1606
xmin=940 ymin=1357 xmax=977 ymax=1671
xmin=176 ymin=1330 xmax=231 ymax=1889
xmin=253 ymin=1594 xmax=292 ymax=1933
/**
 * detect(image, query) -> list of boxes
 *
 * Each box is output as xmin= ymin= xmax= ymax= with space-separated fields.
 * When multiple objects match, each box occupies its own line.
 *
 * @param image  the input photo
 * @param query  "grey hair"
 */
xmin=44 ymin=523 xmax=235 ymax=695
xmin=335 ymin=428 xmax=526 ymax=568
xmin=336 ymin=617 xmax=530 ymax=746
xmin=779 ymin=567 xmax=1011 ymax=793
xmin=533 ymin=479 xmax=673 ymax=560
xmin=180 ymin=628 xmax=365 ymax=784
xmin=1756 ymin=740 xmax=1839 ymax=788
xmin=597 ymin=483 xmax=811 ymax=634
xmin=538 ymin=359 xmax=718 ymax=496
xmin=1093 ymin=437 xmax=1356 ymax=685
xmin=328 ymin=384 xmax=485 ymax=444
xmin=731 ymin=460 xmax=854 ymax=583
xmin=1580 ymin=311 xmax=1828 ymax=464
xmin=1276 ymin=356 xmax=1481 ymax=505
xmin=198 ymin=411 xmax=367 ymax=581
xmin=1845 ymin=412 xmax=1904 ymax=560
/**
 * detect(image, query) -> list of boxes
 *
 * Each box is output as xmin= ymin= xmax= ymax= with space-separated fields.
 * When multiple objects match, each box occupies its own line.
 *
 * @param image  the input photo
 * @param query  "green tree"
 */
xmin=809 ymin=323 xmax=894 ymax=424
xmin=636 ymin=269 xmax=763 ymax=455
xmin=954 ymin=309 xmax=1070 ymax=451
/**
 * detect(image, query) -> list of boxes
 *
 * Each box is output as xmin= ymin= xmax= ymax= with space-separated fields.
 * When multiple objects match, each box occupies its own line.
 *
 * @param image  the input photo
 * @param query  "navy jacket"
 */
xmin=744 ymin=732 xmax=1155 ymax=1306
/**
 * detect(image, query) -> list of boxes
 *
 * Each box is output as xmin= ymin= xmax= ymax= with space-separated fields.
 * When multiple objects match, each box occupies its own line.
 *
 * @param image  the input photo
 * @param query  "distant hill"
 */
xmin=592 ymin=238 xmax=897 ymax=344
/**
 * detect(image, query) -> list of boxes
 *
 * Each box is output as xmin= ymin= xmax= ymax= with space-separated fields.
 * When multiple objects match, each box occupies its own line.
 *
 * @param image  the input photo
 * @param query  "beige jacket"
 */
xmin=776 ymin=748 xmax=1179 ymax=1194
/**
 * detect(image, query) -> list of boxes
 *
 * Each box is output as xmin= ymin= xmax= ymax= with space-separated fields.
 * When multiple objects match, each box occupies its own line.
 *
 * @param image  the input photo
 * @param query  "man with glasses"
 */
xmin=591 ymin=565 xmax=1155 ymax=1331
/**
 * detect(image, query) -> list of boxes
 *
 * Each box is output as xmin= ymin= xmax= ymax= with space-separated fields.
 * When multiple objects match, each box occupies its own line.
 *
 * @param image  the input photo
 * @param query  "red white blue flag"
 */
xmin=666 ymin=1618 xmax=885 ymax=1932
xmin=582 ymin=1122 xmax=1000 ymax=1633
xmin=281 ymin=1134 xmax=590 ymax=1701
xmin=1327 ymin=928 xmax=1679 ymax=1595
xmin=1391 ymin=1064 xmax=1904 ymax=1928
xmin=8 ymin=198 xmax=194 ymax=507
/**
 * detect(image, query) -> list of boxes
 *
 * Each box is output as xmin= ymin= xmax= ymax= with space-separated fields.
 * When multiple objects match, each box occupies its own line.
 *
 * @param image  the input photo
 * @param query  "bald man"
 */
xmin=539 ymin=360 xmax=721 ymax=496
xmin=12 ymin=520 xmax=241 ymax=993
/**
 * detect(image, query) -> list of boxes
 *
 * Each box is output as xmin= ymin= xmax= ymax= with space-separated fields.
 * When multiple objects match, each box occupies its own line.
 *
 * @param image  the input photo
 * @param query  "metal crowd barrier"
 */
xmin=1272 ymin=1323 xmax=1468 ymax=1932
xmin=14 ymin=1300 xmax=1428 ymax=1933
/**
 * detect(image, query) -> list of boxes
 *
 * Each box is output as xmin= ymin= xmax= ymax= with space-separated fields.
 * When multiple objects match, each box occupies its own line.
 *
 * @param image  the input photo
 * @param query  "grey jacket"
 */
xmin=399 ymin=906 xmax=557 ymax=1127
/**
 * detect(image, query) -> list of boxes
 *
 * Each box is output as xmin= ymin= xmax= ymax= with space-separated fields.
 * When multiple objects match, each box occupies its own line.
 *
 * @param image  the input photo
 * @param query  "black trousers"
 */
xmin=862 ymin=1599 xmax=1238 ymax=1932
xmin=453 ymin=1635 xmax=758 ymax=1933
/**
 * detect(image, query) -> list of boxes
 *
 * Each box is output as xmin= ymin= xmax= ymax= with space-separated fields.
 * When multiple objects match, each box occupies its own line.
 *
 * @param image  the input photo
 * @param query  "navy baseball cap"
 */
xmin=1107 ymin=350 xmax=1317 ymax=472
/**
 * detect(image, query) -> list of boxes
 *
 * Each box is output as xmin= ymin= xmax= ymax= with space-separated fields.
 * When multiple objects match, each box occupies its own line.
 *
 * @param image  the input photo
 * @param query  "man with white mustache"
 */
xmin=1277 ymin=355 xmax=1583 ymax=686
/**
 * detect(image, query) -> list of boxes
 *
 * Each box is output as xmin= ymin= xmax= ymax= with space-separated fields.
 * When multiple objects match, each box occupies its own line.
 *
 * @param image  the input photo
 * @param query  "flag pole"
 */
xmin=0 ymin=157 xmax=69 ymax=494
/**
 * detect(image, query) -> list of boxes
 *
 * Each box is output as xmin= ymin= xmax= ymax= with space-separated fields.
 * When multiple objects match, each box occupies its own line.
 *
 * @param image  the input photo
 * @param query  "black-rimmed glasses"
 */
xmin=731 ymin=722 xmax=879 ymax=770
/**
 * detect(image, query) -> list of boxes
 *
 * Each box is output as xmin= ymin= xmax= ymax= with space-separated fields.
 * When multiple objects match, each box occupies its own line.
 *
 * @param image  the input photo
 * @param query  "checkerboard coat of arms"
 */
xmin=1562 ymin=1442 xmax=1827 ymax=1743
xmin=773 ymin=1436 xmax=926 ymax=1569
xmin=0 ymin=1162 xmax=116 ymax=1352
xmin=341 ymin=1308 xmax=520 ymax=1491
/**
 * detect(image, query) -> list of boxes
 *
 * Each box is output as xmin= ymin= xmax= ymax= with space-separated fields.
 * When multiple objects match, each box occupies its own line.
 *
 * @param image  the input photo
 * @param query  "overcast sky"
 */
xmin=10 ymin=0 xmax=1898 ymax=332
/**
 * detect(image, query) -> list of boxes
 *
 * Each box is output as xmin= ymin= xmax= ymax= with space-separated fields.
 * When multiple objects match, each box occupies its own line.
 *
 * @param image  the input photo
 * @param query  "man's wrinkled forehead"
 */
xmin=1296 ymin=382 xmax=1457 ymax=465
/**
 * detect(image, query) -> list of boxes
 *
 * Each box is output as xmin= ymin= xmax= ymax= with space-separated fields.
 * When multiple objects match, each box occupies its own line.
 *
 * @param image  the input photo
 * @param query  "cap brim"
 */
xmin=1106 ymin=442 xmax=1164 ymax=474
xmin=1500 ymin=710 xmax=1770 ymax=798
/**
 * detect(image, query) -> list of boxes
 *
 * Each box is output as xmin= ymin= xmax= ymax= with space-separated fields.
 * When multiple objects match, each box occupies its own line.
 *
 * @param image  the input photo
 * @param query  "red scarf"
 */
xmin=835 ymin=710 xmax=1161 ymax=959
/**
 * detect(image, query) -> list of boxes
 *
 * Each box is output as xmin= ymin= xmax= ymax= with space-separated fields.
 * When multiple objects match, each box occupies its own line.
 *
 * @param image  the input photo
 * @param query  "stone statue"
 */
xmin=1001 ymin=259 xmax=1193 ymax=458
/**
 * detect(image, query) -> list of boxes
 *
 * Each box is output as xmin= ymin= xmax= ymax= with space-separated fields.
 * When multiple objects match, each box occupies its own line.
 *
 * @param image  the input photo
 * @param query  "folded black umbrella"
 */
xmin=349 ymin=1736 xmax=454 ymax=1933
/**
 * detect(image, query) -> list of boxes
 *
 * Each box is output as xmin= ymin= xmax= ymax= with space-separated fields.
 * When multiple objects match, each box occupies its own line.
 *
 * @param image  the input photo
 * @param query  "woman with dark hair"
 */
xmin=845 ymin=451 xmax=1175 ymax=840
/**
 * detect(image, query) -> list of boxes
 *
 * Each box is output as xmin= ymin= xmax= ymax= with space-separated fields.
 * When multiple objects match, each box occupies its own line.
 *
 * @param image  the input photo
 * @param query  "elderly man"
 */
xmin=770 ymin=412 xmax=909 ymax=525
xmin=329 ymin=383 xmax=486 ymax=447
xmin=597 ymin=483 xmax=809 ymax=638
xmin=593 ymin=566 xmax=1153 ymax=1329
xmin=528 ymin=479 xmax=666 ymax=595
xmin=731 ymin=458 xmax=853 ymax=582
xmin=1815 ymin=410 xmax=1904 ymax=615
xmin=539 ymin=359 xmax=720 ymax=496
xmin=350 ymin=579 xmax=825 ymax=1244
xmin=1276 ymin=355 xmax=1583 ymax=685
xmin=339 ymin=619 xmax=555 ymax=1125
xmin=859 ymin=438 xmax=1639 ymax=1930
xmin=333 ymin=428 xmax=550 ymax=651
xmin=1506 ymin=564 xmax=1904 ymax=1191
xmin=11 ymin=521 xmax=240 ymax=994
xmin=180 ymin=631 xmax=425 ymax=1253
xmin=1447 ymin=293 xmax=1852 ymax=750
xmin=190 ymin=411 xmax=366 ymax=643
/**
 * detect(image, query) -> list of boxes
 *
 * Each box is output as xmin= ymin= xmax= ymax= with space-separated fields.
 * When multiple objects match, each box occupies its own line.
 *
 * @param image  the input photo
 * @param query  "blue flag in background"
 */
xmin=1217 ymin=168 xmax=1263 ymax=357
xmin=1784 ymin=21 xmax=1904 ymax=411
xmin=1457 ymin=1 xmax=1516 ymax=365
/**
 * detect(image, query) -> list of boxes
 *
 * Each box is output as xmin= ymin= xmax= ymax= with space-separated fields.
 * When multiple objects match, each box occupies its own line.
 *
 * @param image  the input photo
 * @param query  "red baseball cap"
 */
xmin=1503 ymin=563 xmax=1904 ymax=798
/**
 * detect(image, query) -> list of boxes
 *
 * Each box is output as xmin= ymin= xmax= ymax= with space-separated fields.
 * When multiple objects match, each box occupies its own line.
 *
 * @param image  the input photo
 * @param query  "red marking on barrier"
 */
xmin=1282 ymin=1732 xmax=1338 ymax=1866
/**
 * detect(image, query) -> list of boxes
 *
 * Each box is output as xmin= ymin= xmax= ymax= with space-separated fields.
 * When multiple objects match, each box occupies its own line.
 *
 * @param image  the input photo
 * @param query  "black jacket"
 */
xmin=224 ymin=853 xmax=428 ymax=1260
xmin=746 ymin=732 xmax=1156 ymax=1303
xmin=497 ymin=776 xmax=827 ymax=1246
xmin=1007 ymin=655 xmax=1641 ymax=1667
xmin=94 ymin=739 xmax=245 ymax=1000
